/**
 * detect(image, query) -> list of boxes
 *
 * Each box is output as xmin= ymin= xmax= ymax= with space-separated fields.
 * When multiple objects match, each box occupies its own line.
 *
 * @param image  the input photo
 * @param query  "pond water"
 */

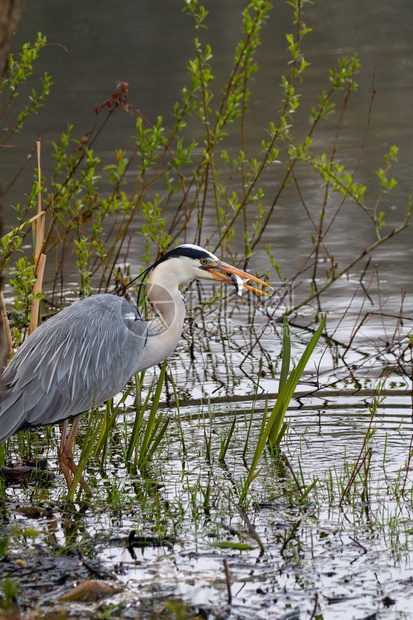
xmin=1 ymin=1 xmax=413 ymax=618
xmin=4 ymin=0 xmax=413 ymax=304
xmin=2 ymin=375 xmax=413 ymax=618
xmin=1 ymin=303 xmax=412 ymax=618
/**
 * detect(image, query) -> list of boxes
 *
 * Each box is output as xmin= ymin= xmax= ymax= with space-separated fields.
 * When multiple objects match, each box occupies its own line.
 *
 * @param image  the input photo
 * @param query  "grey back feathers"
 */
xmin=0 ymin=294 xmax=147 ymax=443
xmin=0 ymin=244 xmax=220 ymax=446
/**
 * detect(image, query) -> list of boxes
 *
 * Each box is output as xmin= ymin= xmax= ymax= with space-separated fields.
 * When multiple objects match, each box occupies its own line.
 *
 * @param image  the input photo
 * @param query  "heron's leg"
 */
xmin=58 ymin=416 xmax=90 ymax=495
xmin=58 ymin=419 xmax=74 ymax=490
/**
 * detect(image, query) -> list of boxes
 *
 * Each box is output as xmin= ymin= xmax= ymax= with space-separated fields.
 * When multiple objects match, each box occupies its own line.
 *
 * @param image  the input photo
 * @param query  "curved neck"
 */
xmin=139 ymin=263 xmax=186 ymax=371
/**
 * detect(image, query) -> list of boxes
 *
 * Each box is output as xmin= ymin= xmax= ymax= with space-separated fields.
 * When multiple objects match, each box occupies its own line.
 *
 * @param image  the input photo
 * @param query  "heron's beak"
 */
xmin=203 ymin=261 xmax=272 ymax=296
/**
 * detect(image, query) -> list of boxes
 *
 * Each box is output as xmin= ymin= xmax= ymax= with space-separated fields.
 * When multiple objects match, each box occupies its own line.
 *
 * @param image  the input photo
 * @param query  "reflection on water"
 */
xmin=5 ymin=392 xmax=413 ymax=618
xmin=2 ymin=288 xmax=412 ymax=616
xmin=96 ymin=400 xmax=413 ymax=618
xmin=3 ymin=0 xmax=412 ymax=316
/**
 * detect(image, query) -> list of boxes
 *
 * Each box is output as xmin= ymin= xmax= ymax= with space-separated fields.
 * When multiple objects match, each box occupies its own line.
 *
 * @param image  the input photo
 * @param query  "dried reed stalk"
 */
xmin=28 ymin=140 xmax=46 ymax=335
xmin=0 ymin=290 xmax=13 ymax=366
xmin=28 ymin=252 xmax=46 ymax=335
xmin=1 ymin=210 xmax=44 ymax=240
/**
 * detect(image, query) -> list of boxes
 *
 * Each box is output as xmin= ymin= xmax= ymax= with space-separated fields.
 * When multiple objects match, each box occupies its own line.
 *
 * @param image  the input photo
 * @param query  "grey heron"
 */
xmin=0 ymin=244 xmax=270 ymax=491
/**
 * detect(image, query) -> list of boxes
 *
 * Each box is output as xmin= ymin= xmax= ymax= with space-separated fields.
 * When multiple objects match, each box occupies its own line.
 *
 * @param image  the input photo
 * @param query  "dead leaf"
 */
xmin=59 ymin=580 xmax=121 ymax=602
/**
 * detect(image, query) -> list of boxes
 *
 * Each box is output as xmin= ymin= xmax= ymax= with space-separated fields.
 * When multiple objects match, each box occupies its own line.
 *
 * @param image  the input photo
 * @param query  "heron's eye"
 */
xmin=200 ymin=258 xmax=209 ymax=266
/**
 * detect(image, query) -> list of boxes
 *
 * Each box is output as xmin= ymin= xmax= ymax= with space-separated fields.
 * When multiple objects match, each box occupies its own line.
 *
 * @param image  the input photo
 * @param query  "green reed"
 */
xmin=127 ymin=361 xmax=169 ymax=470
xmin=240 ymin=315 xmax=326 ymax=503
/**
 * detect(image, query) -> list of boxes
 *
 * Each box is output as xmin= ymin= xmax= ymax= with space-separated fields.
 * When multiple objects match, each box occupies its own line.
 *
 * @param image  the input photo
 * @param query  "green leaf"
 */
xmin=209 ymin=542 xmax=255 ymax=551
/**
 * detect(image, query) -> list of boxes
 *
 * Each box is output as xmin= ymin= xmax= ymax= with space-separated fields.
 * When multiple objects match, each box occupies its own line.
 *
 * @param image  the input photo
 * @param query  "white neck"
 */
xmin=138 ymin=261 xmax=187 ymax=371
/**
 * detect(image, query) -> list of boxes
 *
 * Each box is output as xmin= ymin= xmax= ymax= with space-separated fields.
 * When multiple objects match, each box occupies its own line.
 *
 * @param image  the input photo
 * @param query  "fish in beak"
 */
xmin=203 ymin=260 xmax=272 ymax=297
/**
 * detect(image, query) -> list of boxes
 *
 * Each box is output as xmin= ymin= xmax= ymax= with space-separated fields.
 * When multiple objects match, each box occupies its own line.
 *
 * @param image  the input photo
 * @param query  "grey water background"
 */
xmin=3 ymin=0 xmax=413 ymax=316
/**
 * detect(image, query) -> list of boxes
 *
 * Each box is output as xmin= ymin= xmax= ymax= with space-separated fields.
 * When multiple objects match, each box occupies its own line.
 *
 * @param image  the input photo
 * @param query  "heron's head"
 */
xmin=148 ymin=244 xmax=271 ymax=296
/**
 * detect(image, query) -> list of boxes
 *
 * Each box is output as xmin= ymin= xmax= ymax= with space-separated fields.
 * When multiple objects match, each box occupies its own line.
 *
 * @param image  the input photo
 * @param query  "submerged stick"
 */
xmin=223 ymin=559 xmax=232 ymax=605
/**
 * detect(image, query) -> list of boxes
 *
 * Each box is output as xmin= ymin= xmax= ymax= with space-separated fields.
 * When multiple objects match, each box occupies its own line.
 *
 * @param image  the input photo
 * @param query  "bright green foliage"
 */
xmin=8 ymin=257 xmax=43 ymax=345
xmin=142 ymin=196 xmax=170 ymax=264
xmin=0 ymin=33 xmax=52 ymax=148
xmin=0 ymin=577 xmax=19 ymax=610
xmin=75 ymin=237 xmax=93 ymax=298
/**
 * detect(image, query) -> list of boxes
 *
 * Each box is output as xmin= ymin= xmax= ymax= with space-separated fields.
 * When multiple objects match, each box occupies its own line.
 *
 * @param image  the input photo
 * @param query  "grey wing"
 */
xmin=0 ymin=294 xmax=147 ymax=443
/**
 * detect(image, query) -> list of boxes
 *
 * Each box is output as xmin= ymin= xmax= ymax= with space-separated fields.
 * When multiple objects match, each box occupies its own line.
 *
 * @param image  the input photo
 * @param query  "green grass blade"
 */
xmin=126 ymin=381 xmax=152 ymax=462
xmin=269 ymin=315 xmax=326 ymax=446
xmin=219 ymin=415 xmax=237 ymax=462
xmin=269 ymin=315 xmax=290 ymax=445
xmin=241 ymin=315 xmax=326 ymax=503
xmin=138 ymin=360 xmax=167 ymax=468
xmin=95 ymin=384 xmax=134 ymax=458
xmin=279 ymin=314 xmax=291 ymax=391
xmin=169 ymin=371 xmax=186 ymax=457
xmin=146 ymin=418 xmax=170 ymax=463
xmin=300 ymin=478 xmax=318 ymax=502
xmin=209 ymin=542 xmax=256 ymax=551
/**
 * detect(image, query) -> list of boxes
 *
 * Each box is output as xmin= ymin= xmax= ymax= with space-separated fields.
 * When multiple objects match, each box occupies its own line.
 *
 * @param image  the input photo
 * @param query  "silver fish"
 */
xmin=230 ymin=273 xmax=245 ymax=298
